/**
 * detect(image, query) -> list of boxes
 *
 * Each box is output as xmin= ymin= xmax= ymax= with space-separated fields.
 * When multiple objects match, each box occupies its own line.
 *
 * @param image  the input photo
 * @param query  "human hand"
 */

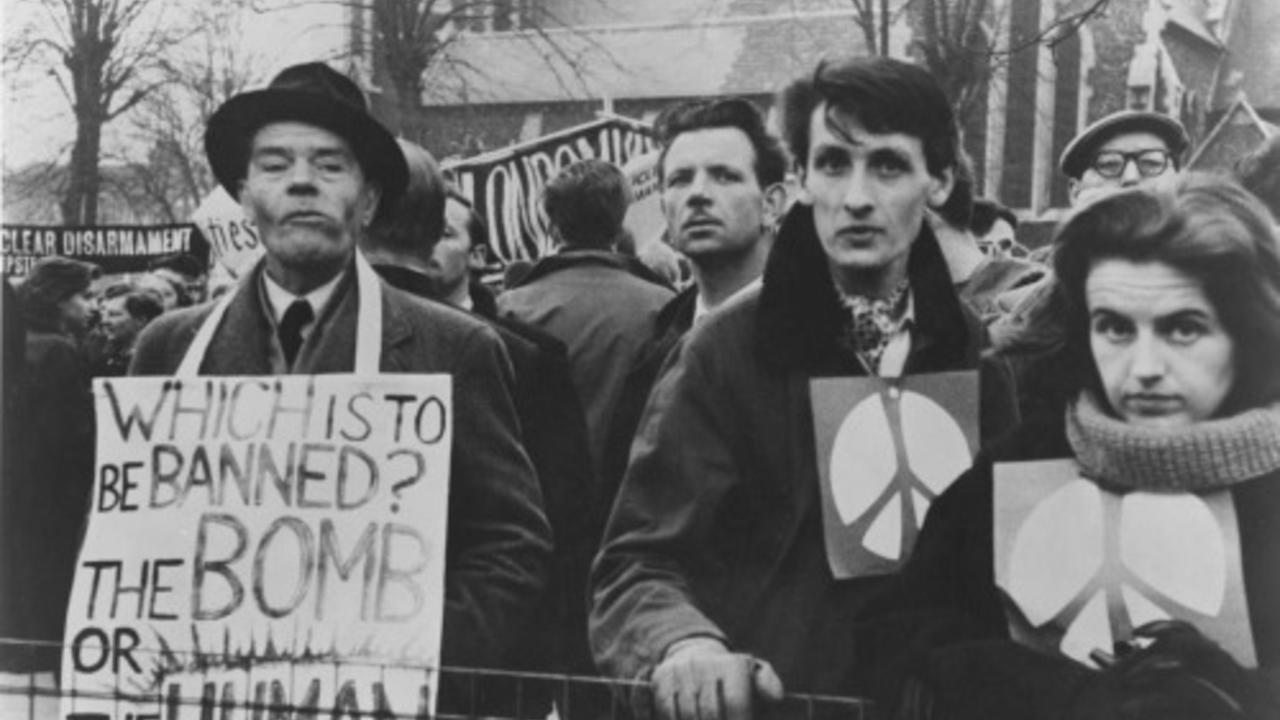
xmin=636 ymin=638 xmax=784 ymax=720
xmin=1100 ymin=620 xmax=1278 ymax=720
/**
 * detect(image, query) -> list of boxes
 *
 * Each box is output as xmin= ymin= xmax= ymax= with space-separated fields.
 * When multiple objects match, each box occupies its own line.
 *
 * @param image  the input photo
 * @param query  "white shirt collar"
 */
xmin=261 ymin=269 xmax=345 ymax=324
xmin=694 ymin=277 xmax=762 ymax=322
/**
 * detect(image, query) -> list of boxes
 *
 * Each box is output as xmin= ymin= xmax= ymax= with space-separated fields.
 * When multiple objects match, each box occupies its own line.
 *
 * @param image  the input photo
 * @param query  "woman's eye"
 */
xmin=1092 ymin=315 xmax=1133 ymax=341
xmin=1165 ymin=318 xmax=1207 ymax=344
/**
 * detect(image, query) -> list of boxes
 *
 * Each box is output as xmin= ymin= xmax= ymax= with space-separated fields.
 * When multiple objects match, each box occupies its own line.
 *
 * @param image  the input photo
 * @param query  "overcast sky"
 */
xmin=1 ymin=1 xmax=348 ymax=174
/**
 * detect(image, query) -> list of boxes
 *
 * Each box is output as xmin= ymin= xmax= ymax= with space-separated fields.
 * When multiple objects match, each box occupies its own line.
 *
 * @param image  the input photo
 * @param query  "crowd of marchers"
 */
xmin=3 ymin=54 xmax=1280 ymax=720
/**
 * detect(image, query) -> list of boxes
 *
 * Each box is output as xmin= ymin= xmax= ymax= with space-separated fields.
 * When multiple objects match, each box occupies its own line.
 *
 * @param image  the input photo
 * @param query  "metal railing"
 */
xmin=0 ymin=638 xmax=875 ymax=720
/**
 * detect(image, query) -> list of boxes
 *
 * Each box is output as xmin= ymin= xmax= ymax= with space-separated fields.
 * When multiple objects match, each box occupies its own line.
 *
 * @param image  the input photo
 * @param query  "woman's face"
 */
xmin=57 ymin=288 xmax=95 ymax=336
xmin=1087 ymin=258 xmax=1236 ymax=428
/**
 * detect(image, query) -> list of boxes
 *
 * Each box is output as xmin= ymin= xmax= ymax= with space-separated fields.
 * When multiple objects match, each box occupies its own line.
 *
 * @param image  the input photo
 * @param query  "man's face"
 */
xmin=100 ymin=296 xmax=142 ymax=345
xmin=239 ymin=122 xmax=380 ymax=285
xmin=1069 ymin=131 xmax=1175 ymax=206
xmin=802 ymin=105 xmax=952 ymax=279
xmin=154 ymin=267 xmax=206 ymax=304
xmin=430 ymin=198 xmax=476 ymax=296
xmin=660 ymin=127 xmax=775 ymax=263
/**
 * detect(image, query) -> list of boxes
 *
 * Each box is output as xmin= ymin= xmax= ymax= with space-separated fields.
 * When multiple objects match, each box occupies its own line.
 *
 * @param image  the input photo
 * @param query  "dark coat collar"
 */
xmin=511 ymin=248 xmax=674 ymax=291
xmin=757 ymin=203 xmax=976 ymax=374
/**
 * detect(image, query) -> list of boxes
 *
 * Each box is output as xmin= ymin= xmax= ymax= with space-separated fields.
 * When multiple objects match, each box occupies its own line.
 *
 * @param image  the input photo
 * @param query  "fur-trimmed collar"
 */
xmin=756 ymin=203 xmax=976 ymax=374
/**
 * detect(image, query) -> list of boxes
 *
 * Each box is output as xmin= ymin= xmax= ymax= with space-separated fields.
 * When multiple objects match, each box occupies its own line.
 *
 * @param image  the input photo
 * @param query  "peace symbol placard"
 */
xmin=994 ymin=459 xmax=1257 ymax=668
xmin=810 ymin=371 xmax=979 ymax=579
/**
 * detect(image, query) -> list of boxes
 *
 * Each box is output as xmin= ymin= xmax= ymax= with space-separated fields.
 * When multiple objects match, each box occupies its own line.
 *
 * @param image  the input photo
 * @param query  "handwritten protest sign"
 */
xmin=994 ymin=459 xmax=1256 ymax=668
xmin=62 ymin=374 xmax=452 ymax=720
xmin=0 ymin=224 xmax=210 ymax=277
xmin=190 ymin=186 xmax=263 ymax=279
xmin=810 ymin=372 xmax=979 ymax=578
xmin=447 ymin=115 xmax=654 ymax=263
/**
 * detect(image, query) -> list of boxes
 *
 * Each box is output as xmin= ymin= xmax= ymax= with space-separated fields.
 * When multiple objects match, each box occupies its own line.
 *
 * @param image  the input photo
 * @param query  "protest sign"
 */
xmin=809 ymin=372 xmax=979 ymax=578
xmin=447 ymin=115 xmax=654 ymax=263
xmin=190 ymin=186 xmax=263 ymax=279
xmin=61 ymin=374 xmax=452 ymax=720
xmin=994 ymin=459 xmax=1256 ymax=668
xmin=0 ymin=224 xmax=210 ymax=278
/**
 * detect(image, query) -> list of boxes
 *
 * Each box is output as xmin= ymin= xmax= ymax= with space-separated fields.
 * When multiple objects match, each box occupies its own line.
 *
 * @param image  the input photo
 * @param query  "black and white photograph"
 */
xmin=1 ymin=1 xmax=1278 ymax=718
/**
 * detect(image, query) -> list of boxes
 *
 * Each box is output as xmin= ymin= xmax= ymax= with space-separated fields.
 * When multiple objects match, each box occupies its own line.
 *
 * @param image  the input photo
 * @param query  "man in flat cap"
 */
xmin=131 ymin=62 xmax=551 ymax=672
xmin=1060 ymin=109 xmax=1189 ymax=206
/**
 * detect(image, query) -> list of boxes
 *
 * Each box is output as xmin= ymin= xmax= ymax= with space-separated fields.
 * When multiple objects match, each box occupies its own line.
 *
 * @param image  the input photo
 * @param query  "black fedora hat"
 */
xmin=205 ymin=62 xmax=408 ymax=218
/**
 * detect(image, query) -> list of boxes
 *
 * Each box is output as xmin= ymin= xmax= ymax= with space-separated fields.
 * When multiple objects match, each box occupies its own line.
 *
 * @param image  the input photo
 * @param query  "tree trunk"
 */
xmin=61 ymin=112 xmax=103 ymax=225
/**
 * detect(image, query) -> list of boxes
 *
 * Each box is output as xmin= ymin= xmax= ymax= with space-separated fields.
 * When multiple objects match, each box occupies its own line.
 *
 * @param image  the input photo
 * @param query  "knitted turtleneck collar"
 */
xmin=1065 ymin=392 xmax=1280 ymax=491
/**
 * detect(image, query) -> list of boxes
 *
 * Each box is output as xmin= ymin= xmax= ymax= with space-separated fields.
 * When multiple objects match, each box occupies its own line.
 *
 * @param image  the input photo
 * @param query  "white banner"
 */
xmin=61 ymin=374 xmax=453 ymax=719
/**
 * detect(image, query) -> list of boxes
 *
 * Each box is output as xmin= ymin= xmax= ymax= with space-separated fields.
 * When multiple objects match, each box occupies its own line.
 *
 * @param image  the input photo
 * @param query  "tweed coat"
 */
xmin=130 ymin=260 xmax=552 ymax=669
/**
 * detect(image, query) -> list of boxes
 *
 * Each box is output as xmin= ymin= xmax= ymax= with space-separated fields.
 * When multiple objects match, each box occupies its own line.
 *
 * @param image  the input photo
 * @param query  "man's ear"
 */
xmin=1067 ymin=177 xmax=1082 ymax=205
xmin=761 ymin=182 xmax=788 ymax=226
xmin=362 ymin=184 xmax=383 ymax=227
xmin=927 ymin=166 xmax=955 ymax=209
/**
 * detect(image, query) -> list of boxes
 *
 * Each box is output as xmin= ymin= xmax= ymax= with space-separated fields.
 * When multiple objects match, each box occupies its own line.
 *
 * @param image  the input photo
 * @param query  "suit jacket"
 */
xmin=131 ymin=261 xmax=553 ymax=669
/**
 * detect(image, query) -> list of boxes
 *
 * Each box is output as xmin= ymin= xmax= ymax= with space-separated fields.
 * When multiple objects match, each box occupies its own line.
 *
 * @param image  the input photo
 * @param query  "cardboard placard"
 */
xmin=994 ymin=459 xmax=1256 ymax=667
xmin=61 ymin=374 xmax=452 ymax=719
xmin=809 ymin=371 xmax=979 ymax=579
xmin=190 ymin=186 xmax=263 ymax=279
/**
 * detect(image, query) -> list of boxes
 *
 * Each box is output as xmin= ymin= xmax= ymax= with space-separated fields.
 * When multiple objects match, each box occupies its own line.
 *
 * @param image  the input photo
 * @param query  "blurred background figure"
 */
xmin=364 ymin=140 xmax=598 ymax=708
xmin=971 ymin=198 xmax=1025 ymax=258
xmin=4 ymin=257 xmax=100 ymax=672
xmin=498 ymin=158 xmax=674 ymax=479
xmin=931 ymin=154 xmax=1045 ymax=320
xmin=436 ymin=190 xmax=499 ymax=315
xmin=149 ymin=253 xmax=208 ymax=306
xmin=89 ymin=282 xmax=164 ymax=376
xmin=134 ymin=270 xmax=182 ymax=311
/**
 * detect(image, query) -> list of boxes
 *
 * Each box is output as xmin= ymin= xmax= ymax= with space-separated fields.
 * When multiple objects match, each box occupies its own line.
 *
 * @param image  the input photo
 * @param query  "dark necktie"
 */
xmin=278 ymin=299 xmax=314 ymax=366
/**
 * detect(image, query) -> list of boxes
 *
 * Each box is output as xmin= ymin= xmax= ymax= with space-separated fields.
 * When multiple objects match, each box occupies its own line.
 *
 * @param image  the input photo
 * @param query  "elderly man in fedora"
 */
xmin=130 ymin=63 xmax=551 ymax=673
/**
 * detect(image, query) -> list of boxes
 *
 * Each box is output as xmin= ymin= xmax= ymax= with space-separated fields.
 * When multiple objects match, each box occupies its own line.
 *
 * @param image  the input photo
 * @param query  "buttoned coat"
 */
xmin=130 ymin=261 xmax=552 ymax=669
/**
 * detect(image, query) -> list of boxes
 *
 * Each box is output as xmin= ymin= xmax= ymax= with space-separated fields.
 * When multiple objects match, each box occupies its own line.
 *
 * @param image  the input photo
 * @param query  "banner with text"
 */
xmin=447 ymin=115 xmax=655 ymax=264
xmin=1 ymin=224 xmax=210 ymax=278
xmin=61 ymin=374 xmax=453 ymax=720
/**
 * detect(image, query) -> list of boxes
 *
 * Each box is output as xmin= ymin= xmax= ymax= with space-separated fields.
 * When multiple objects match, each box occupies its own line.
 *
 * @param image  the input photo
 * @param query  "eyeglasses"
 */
xmin=1090 ymin=149 xmax=1172 ymax=179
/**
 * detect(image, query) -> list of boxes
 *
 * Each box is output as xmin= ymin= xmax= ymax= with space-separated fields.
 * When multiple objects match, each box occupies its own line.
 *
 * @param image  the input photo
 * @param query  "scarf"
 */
xmin=836 ymin=279 xmax=910 ymax=371
xmin=1065 ymin=392 xmax=1280 ymax=491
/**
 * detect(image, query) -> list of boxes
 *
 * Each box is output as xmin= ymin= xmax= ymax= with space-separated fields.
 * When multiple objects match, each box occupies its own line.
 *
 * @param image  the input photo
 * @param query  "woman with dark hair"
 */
xmin=869 ymin=174 xmax=1280 ymax=719
xmin=6 ymin=257 xmax=100 ymax=671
